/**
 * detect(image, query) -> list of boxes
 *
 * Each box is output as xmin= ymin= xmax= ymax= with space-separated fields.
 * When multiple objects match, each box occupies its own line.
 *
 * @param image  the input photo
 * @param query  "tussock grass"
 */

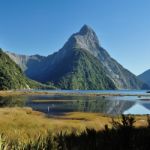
xmin=0 ymin=107 xmax=148 ymax=144
xmin=0 ymin=108 xmax=111 ymax=142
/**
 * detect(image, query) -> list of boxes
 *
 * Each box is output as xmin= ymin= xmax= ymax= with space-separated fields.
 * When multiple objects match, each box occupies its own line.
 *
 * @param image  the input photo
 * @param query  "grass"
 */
xmin=0 ymin=107 xmax=148 ymax=144
xmin=0 ymin=107 xmax=150 ymax=149
xmin=0 ymin=91 xmax=149 ymax=149
xmin=0 ymin=107 xmax=110 ymax=142
xmin=1 ymin=115 xmax=150 ymax=149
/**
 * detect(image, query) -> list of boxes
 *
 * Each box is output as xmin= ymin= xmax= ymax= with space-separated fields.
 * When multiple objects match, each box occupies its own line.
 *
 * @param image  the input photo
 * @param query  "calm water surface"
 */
xmin=1 ymin=90 xmax=150 ymax=115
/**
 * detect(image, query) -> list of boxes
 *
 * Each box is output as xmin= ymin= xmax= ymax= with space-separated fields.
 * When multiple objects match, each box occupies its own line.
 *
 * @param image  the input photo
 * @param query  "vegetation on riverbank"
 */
xmin=0 ymin=108 xmax=112 ymax=142
xmin=0 ymin=108 xmax=148 ymax=140
xmin=0 ymin=92 xmax=149 ymax=149
xmin=0 ymin=90 xmax=150 ymax=97
xmin=0 ymin=110 xmax=150 ymax=149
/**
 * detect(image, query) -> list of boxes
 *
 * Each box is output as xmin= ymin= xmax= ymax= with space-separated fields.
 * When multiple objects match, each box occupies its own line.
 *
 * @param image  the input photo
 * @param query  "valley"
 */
xmin=1 ymin=0 xmax=150 ymax=149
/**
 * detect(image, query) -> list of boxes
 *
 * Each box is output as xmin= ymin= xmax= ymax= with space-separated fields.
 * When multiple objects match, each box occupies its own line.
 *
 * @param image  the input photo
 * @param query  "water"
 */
xmin=23 ymin=89 xmax=149 ymax=95
xmin=1 ymin=90 xmax=150 ymax=115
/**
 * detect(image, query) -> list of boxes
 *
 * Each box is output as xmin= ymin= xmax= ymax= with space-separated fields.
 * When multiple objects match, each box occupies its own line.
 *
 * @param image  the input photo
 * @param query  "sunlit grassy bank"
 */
xmin=0 ymin=107 xmax=150 ymax=149
xmin=0 ymin=107 xmax=148 ymax=143
xmin=0 ymin=108 xmax=112 ymax=141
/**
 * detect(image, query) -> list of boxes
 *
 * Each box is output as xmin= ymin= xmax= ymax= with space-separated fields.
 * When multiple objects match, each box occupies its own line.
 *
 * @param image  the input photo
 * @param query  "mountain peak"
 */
xmin=73 ymin=25 xmax=100 ymax=55
xmin=63 ymin=25 xmax=100 ymax=57
xmin=79 ymin=24 xmax=94 ymax=35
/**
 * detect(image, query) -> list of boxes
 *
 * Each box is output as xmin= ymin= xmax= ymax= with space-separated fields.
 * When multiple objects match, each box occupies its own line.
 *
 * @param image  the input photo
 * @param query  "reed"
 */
xmin=0 ymin=115 xmax=150 ymax=150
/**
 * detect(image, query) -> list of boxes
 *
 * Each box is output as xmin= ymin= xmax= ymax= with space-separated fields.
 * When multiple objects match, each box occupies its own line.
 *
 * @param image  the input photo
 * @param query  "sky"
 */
xmin=0 ymin=0 xmax=150 ymax=75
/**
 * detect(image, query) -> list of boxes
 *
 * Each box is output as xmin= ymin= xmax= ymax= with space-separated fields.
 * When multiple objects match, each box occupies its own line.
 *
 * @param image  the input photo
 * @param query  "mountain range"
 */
xmin=5 ymin=25 xmax=149 ymax=90
xmin=138 ymin=70 xmax=150 ymax=86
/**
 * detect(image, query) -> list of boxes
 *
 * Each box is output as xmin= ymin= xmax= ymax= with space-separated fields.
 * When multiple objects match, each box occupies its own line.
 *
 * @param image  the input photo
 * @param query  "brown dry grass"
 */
xmin=0 ymin=107 xmax=112 ymax=142
xmin=0 ymin=107 xmax=148 ymax=143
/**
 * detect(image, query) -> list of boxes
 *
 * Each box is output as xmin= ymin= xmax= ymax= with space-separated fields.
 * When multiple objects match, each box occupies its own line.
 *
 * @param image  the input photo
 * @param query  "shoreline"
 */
xmin=0 ymin=90 xmax=150 ymax=97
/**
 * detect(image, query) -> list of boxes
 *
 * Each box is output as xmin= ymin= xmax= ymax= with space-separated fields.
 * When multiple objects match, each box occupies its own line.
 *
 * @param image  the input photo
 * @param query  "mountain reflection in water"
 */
xmin=0 ymin=95 xmax=135 ymax=115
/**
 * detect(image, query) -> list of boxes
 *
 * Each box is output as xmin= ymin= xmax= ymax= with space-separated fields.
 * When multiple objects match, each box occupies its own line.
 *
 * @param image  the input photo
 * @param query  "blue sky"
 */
xmin=0 ymin=0 xmax=150 ymax=75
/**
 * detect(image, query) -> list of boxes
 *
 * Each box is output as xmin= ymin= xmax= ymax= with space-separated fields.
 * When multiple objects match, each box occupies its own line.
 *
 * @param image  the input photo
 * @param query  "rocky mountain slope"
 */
xmin=45 ymin=48 xmax=116 ymax=89
xmin=6 ymin=25 xmax=149 ymax=90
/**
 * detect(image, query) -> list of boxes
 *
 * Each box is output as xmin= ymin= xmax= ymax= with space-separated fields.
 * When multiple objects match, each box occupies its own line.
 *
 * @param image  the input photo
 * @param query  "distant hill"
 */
xmin=6 ymin=25 xmax=149 ymax=90
xmin=138 ymin=69 xmax=150 ymax=86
